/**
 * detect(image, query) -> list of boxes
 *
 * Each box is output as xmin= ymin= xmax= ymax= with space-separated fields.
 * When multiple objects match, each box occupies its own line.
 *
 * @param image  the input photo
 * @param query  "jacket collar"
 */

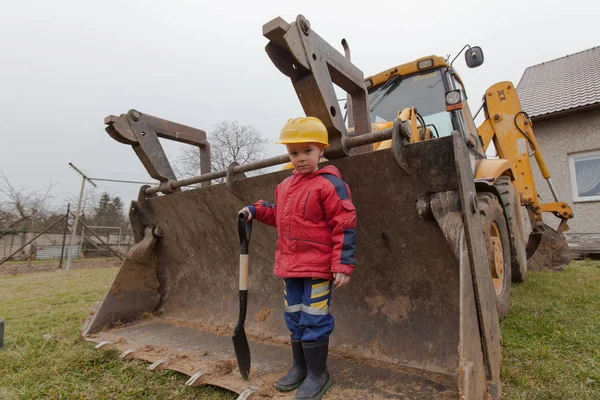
xmin=292 ymin=165 xmax=342 ymax=180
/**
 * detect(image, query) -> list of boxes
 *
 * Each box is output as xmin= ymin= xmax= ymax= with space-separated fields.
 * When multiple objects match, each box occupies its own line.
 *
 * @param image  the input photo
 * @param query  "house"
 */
xmin=517 ymin=46 xmax=600 ymax=257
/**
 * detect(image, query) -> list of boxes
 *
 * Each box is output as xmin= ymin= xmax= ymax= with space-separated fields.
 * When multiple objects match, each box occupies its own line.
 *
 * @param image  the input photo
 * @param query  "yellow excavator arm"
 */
xmin=477 ymin=81 xmax=573 ymax=233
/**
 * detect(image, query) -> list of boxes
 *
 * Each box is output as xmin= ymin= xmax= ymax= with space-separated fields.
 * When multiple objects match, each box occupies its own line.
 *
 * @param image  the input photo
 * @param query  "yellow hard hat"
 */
xmin=277 ymin=117 xmax=329 ymax=148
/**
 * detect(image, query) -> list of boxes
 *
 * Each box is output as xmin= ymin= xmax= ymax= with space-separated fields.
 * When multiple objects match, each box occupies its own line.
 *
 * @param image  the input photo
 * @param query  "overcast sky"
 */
xmin=1 ymin=0 xmax=598 ymax=212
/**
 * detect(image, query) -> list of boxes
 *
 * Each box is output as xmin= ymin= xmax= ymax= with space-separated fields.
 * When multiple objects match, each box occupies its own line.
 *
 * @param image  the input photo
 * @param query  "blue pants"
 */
xmin=283 ymin=278 xmax=334 ymax=342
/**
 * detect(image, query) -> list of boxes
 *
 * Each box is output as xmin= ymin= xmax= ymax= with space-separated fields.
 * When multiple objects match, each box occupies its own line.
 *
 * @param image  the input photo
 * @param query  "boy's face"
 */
xmin=286 ymin=142 xmax=324 ymax=174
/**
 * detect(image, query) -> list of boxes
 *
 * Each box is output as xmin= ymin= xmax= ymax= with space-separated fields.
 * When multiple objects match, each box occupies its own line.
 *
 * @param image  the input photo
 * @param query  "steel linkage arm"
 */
xmin=105 ymin=110 xmax=211 ymax=193
xmin=143 ymin=127 xmax=396 ymax=195
xmin=263 ymin=15 xmax=371 ymax=159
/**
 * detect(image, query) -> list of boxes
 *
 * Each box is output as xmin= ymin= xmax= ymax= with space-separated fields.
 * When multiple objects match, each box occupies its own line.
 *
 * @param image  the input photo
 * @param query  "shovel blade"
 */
xmin=232 ymin=328 xmax=251 ymax=379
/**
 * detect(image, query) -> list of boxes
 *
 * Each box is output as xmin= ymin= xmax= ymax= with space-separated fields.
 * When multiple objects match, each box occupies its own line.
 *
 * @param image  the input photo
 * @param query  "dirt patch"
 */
xmin=252 ymin=373 xmax=279 ymax=398
xmin=365 ymin=294 xmax=414 ymax=323
xmin=0 ymin=258 xmax=121 ymax=276
xmin=254 ymin=307 xmax=273 ymax=322
xmin=109 ymin=257 xmax=159 ymax=294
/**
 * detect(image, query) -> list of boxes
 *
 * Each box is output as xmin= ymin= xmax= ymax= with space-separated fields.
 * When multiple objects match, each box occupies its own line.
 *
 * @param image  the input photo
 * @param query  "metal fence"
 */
xmin=35 ymin=245 xmax=81 ymax=260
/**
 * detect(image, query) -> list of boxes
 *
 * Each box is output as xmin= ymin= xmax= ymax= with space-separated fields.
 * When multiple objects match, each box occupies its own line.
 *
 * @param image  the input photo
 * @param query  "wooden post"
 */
xmin=66 ymin=163 xmax=97 ymax=273
xmin=80 ymin=224 xmax=85 ymax=259
xmin=58 ymin=204 xmax=70 ymax=268
xmin=28 ymin=217 xmax=34 ymax=266
xmin=66 ymin=176 xmax=86 ymax=273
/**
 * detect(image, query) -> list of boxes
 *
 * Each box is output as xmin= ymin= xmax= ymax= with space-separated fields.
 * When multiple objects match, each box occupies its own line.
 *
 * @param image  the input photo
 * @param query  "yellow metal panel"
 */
xmin=535 ymin=202 xmax=574 ymax=218
xmin=526 ymin=122 xmax=552 ymax=179
xmin=483 ymin=81 xmax=539 ymax=206
xmin=475 ymin=159 xmax=514 ymax=181
xmin=365 ymin=122 xmax=393 ymax=151
xmin=366 ymin=56 xmax=449 ymax=89
xmin=477 ymin=119 xmax=495 ymax=151
xmin=409 ymin=107 xmax=420 ymax=143
xmin=375 ymin=140 xmax=392 ymax=151
xmin=373 ymin=121 xmax=393 ymax=131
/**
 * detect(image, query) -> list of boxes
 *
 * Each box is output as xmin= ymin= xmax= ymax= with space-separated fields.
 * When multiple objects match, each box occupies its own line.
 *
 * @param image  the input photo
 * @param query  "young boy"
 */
xmin=239 ymin=117 xmax=357 ymax=400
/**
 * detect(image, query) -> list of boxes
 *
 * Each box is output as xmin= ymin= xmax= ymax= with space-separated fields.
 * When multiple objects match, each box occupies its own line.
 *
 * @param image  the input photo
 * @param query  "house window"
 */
xmin=569 ymin=150 xmax=600 ymax=202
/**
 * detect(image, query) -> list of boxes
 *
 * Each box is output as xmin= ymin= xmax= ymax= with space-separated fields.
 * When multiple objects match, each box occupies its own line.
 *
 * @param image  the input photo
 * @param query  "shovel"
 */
xmin=232 ymin=211 xmax=252 ymax=380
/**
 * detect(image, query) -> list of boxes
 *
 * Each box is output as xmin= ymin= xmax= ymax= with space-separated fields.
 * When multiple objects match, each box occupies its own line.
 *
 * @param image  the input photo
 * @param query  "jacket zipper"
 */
xmin=286 ymin=175 xmax=297 ymax=239
xmin=302 ymin=191 xmax=311 ymax=217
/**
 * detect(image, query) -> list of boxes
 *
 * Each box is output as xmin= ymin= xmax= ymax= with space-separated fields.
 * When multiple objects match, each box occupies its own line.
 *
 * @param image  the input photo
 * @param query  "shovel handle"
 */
xmin=237 ymin=212 xmax=252 ymax=293
xmin=238 ymin=212 xmax=252 ymax=255
xmin=239 ymin=254 xmax=249 ymax=291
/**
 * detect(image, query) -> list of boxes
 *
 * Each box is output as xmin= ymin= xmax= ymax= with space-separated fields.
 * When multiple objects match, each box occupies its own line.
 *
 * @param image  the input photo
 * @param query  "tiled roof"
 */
xmin=516 ymin=46 xmax=600 ymax=118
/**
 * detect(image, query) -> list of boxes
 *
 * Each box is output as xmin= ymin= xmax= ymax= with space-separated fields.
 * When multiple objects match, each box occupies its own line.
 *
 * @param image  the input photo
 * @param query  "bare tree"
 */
xmin=174 ymin=120 xmax=269 ymax=183
xmin=0 ymin=173 xmax=56 ymax=261
xmin=0 ymin=172 xmax=55 ymax=230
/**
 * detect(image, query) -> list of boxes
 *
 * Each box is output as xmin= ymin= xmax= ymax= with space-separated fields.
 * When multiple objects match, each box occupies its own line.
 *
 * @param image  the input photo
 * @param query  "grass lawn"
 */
xmin=0 ymin=259 xmax=598 ymax=399
xmin=500 ymin=259 xmax=600 ymax=399
xmin=0 ymin=265 xmax=235 ymax=400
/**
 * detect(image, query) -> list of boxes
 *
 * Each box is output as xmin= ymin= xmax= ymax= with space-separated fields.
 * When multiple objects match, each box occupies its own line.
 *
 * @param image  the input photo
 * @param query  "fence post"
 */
xmin=0 ymin=317 xmax=4 ymax=350
xmin=58 ymin=204 xmax=70 ymax=269
xmin=28 ymin=218 xmax=34 ymax=267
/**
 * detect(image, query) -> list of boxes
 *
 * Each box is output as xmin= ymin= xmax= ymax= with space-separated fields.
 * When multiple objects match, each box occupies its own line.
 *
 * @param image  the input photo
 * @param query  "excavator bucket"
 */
xmin=83 ymin=131 xmax=502 ymax=399
xmin=526 ymin=223 xmax=571 ymax=271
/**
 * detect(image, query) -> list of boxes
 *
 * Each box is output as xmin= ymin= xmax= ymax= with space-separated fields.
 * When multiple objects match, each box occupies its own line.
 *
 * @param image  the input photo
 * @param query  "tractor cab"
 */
xmin=366 ymin=48 xmax=484 ymax=148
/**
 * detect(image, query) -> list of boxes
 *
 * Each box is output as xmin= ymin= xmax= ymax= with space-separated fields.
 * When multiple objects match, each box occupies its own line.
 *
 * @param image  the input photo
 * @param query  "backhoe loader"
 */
xmin=83 ymin=15 xmax=572 ymax=399
xmin=365 ymin=52 xmax=573 ymax=317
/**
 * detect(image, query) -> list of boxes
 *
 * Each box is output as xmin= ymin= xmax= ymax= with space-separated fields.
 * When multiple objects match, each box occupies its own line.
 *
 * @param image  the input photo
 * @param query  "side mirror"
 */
xmin=465 ymin=46 xmax=484 ymax=68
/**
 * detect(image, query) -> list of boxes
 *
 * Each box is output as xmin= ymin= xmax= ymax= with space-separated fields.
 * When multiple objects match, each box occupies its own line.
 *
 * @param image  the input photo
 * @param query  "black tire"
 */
xmin=494 ymin=176 xmax=528 ymax=283
xmin=477 ymin=192 xmax=512 ymax=319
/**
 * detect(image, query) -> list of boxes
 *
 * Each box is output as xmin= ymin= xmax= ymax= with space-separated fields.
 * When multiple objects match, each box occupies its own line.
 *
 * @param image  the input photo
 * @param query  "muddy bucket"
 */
xmin=83 ymin=134 xmax=501 ymax=399
xmin=526 ymin=223 xmax=571 ymax=271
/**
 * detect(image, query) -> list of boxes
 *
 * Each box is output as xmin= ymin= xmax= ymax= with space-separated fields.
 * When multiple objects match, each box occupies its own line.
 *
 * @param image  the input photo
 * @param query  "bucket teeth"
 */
xmin=184 ymin=370 xmax=205 ymax=386
xmin=94 ymin=341 xmax=113 ymax=349
xmin=237 ymin=388 xmax=258 ymax=400
xmin=119 ymin=349 xmax=135 ymax=359
xmin=148 ymin=359 xmax=168 ymax=371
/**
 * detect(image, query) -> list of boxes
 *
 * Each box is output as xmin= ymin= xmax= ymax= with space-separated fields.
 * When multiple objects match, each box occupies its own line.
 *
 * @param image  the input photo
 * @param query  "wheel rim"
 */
xmin=489 ymin=221 xmax=505 ymax=295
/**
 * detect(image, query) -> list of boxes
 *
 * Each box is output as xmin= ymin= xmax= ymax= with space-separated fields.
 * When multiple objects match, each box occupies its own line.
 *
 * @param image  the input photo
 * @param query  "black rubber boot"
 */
xmin=276 ymin=337 xmax=307 ymax=391
xmin=295 ymin=340 xmax=331 ymax=400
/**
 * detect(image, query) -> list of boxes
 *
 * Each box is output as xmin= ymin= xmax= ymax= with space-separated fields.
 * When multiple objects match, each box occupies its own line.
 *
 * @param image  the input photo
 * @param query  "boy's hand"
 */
xmin=239 ymin=207 xmax=253 ymax=222
xmin=333 ymin=272 xmax=350 ymax=288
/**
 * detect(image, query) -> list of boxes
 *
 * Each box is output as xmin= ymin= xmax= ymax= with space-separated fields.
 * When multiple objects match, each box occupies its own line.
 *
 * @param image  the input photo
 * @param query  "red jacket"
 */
xmin=249 ymin=165 xmax=357 ymax=280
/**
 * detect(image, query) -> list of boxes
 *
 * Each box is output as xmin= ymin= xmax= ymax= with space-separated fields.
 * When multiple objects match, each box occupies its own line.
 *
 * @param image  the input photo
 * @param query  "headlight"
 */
xmin=446 ymin=90 xmax=461 ymax=105
xmin=417 ymin=58 xmax=434 ymax=70
xmin=445 ymin=90 xmax=463 ymax=111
